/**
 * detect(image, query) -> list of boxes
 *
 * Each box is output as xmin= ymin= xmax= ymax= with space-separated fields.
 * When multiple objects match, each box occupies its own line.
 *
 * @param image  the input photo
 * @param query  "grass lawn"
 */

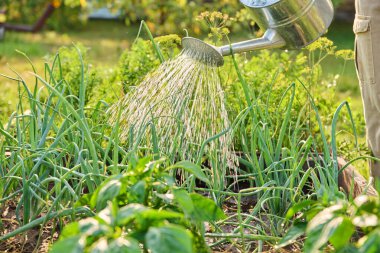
xmin=0 ymin=20 xmax=139 ymax=119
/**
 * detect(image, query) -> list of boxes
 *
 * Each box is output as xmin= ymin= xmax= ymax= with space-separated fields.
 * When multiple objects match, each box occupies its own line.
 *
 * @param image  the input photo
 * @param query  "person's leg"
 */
xmin=354 ymin=0 xmax=380 ymax=179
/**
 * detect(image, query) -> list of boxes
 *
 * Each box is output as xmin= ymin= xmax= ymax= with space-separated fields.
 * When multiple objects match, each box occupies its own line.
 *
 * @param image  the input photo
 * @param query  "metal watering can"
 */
xmin=183 ymin=0 xmax=334 ymax=66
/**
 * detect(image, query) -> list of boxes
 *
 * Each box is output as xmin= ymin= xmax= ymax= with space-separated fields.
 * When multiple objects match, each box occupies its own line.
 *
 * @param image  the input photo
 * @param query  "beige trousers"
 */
xmin=355 ymin=0 xmax=380 ymax=177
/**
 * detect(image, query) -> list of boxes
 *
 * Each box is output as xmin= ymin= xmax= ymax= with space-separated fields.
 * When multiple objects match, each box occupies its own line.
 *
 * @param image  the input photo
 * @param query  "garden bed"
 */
xmin=0 ymin=201 xmax=59 ymax=253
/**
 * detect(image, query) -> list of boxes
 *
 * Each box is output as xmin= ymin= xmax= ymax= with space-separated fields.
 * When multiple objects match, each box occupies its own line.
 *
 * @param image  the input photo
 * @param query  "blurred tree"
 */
xmin=0 ymin=0 xmax=86 ymax=31
xmin=0 ymin=0 xmax=347 ymax=34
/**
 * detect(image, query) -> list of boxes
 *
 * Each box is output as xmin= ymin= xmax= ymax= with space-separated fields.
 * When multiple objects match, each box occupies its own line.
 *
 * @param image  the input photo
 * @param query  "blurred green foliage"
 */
xmin=118 ymin=39 xmax=160 ymax=93
xmin=280 ymin=194 xmax=380 ymax=253
xmin=53 ymin=45 xmax=101 ymax=104
xmin=0 ymin=0 xmax=86 ymax=31
xmin=0 ymin=0 xmax=346 ymax=34
xmin=90 ymin=0 xmax=246 ymax=35
xmin=52 ymin=44 xmax=124 ymax=107
xmin=87 ymin=68 xmax=121 ymax=107
xmin=118 ymin=34 xmax=181 ymax=93
xmin=88 ymin=0 xmax=346 ymax=34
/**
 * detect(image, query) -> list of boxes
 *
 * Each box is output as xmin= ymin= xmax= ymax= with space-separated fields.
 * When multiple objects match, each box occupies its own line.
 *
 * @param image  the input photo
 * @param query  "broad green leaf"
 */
xmin=130 ymin=180 xmax=146 ymax=204
xmin=90 ymin=175 xmax=123 ymax=208
xmin=167 ymin=161 xmax=210 ymax=184
xmin=90 ymin=237 xmax=141 ymax=253
xmin=133 ymin=156 xmax=153 ymax=175
xmin=140 ymin=156 xmax=155 ymax=170
xmin=139 ymin=209 xmax=184 ymax=221
xmin=59 ymin=222 xmax=80 ymax=239
xmin=355 ymin=196 xmax=378 ymax=214
xmin=305 ymin=216 xmax=343 ymax=253
xmin=304 ymin=225 xmax=324 ymax=253
xmin=329 ymin=217 xmax=355 ymax=250
xmin=358 ymin=229 xmax=380 ymax=253
xmin=173 ymin=189 xmax=194 ymax=217
xmin=78 ymin=218 xmax=110 ymax=238
xmin=335 ymin=245 xmax=359 ymax=253
xmin=108 ymin=238 xmax=141 ymax=253
xmin=116 ymin=204 xmax=148 ymax=226
xmin=190 ymin=193 xmax=226 ymax=222
xmin=285 ymin=200 xmax=314 ymax=220
xmin=352 ymin=214 xmax=379 ymax=228
xmin=155 ymin=193 xmax=175 ymax=203
xmin=145 ymin=224 xmax=193 ymax=253
xmin=75 ymin=193 xmax=92 ymax=208
xmin=97 ymin=204 xmax=113 ymax=224
xmin=304 ymin=205 xmax=325 ymax=222
xmin=90 ymin=238 xmax=110 ymax=253
xmin=96 ymin=179 xmax=122 ymax=210
xmin=354 ymin=195 xmax=370 ymax=207
xmin=306 ymin=204 xmax=343 ymax=232
xmin=79 ymin=218 xmax=100 ymax=233
xmin=50 ymin=235 xmax=84 ymax=253
xmin=276 ymin=223 xmax=306 ymax=249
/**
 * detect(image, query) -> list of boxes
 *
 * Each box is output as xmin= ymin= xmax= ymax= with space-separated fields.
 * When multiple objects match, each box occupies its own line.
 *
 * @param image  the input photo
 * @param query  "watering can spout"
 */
xmin=219 ymin=29 xmax=286 ymax=56
xmin=182 ymin=29 xmax=286 ymax=67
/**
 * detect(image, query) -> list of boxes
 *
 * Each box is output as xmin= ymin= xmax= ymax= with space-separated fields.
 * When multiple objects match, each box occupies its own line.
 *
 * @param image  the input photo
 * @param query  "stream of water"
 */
xmin=109 ymin=49 xmax=236 ymax=167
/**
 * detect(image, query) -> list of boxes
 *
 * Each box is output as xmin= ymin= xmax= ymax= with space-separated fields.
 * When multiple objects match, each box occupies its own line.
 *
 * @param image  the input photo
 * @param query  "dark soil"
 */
xmin=0 ymin=201 xmax=59 ymax=253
